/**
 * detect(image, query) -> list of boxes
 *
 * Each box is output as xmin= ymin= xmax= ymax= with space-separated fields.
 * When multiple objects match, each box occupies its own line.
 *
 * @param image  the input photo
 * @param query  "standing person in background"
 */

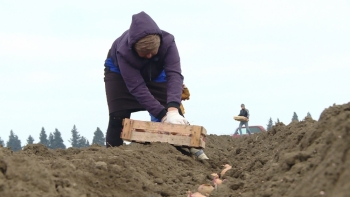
xmin=238 ymin=104 xmax=252 ymax=135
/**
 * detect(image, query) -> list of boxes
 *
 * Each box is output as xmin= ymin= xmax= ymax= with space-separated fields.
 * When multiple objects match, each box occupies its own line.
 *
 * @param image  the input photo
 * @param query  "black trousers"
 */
xmin=104 ymin=69 xmax=169 ymax=147
xmin=106 ymin=110 xmax=132 ymax=147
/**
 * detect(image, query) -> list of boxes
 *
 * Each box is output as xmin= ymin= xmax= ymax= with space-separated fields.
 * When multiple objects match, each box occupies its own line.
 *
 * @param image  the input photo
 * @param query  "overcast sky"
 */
xmin=1 ymin=0 xmax=349 ymax=147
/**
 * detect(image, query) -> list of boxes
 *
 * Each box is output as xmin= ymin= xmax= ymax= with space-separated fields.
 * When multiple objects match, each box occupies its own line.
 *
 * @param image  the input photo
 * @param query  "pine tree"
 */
xmin=27 ymin=135 xmax=35 ymax=145
xmin=267 ymin=117 xmax=273 ymax=131
xmin=292 ymin=112 xmax=299 ymax=122
xmin=39 ymin=127 xmax=49 ymax=147
xmin=78 ymin=136 xmax=90 ymax=148
xmin=6 ymin=130 xmax=22 ymax=151
xmin=306 ymin=112 xmax=312 ymax=119
xmin=276 ymin=118 xmax=280 ymax=123
xmin=69 ymin=125 xmax=81 ymax=148
xmin=92 ymin=127 xmax=105 ymax=146
xmin=48 ymin=133 xmax=54 ymax=149
xmin=0 ymin=137 xmax=4 ymax=147
xmin=51 ymin=129 xmax=66 ymax=149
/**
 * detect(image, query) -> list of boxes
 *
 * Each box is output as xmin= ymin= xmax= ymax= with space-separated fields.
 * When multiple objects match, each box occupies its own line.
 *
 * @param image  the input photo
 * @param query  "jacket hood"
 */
xmin=128 ymin=11 xmax=162 ymax=48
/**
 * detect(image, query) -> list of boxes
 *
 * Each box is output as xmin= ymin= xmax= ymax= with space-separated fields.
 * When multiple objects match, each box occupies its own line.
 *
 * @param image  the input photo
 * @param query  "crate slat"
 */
xmin=130 ymin=119 xmax=206 ymax=136
xmin=128 ymin=131 xmax=205 ymax=148
xmin=121 ymin=118 xmax=133 ymax=140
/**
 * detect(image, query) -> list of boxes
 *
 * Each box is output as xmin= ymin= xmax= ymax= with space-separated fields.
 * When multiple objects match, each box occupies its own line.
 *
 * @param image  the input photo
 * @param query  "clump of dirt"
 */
xmin=0 ymin=102 xmax=349 ymax=197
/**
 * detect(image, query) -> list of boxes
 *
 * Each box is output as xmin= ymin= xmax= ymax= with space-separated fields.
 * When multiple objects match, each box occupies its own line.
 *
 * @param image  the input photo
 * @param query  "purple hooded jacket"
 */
xmin=108 ymin=11 xmax=183 ymax=119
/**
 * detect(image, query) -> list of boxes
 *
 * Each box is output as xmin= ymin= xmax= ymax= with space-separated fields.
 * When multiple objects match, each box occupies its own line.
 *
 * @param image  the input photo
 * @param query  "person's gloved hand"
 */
xmin=162 ymin=110 xmax=189 ymax=125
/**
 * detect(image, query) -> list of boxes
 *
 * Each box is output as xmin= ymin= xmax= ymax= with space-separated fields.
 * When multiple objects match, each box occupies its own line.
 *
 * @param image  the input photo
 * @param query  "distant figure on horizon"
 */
xmin=237 ymin=104 xmax=252 ymax=135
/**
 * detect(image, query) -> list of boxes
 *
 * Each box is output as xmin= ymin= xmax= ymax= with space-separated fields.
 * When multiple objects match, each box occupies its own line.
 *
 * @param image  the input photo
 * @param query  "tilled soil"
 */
xmin=0 ymin=102 xmax=349 ymax=197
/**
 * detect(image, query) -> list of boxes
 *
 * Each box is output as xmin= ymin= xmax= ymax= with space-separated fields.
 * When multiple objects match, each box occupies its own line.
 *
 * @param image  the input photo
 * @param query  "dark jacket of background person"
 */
xmin=238 ymin=109 xmax=250 ymax=119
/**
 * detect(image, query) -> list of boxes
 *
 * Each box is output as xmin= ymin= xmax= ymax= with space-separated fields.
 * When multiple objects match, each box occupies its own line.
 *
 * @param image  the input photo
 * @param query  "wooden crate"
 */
xmin=121 ymin=118 xmax=206 ymax=148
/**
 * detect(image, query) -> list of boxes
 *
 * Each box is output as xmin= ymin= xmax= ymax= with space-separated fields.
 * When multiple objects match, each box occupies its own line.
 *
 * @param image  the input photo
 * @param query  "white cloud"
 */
xmin=226 ymin=0 xmax=350 ymax=28
xmin=0 ymin=34 xmax=111 ymax=60
xmin=176 ymin=41 xmax=205 ymax=56
xmin=184 ymin=53 xmax=350 ymax=80
xmin=23 ymin=71 xmax=60 ymax=83
xmin=233 ymin=43 xmax=283 ymax=53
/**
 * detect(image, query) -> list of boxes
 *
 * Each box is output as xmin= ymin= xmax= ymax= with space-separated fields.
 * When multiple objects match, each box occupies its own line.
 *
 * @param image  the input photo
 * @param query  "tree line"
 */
xmin=0 ymin=125 xmax=106 ymax=151
xmin=266 ymin=112 xmax=312 ymax=131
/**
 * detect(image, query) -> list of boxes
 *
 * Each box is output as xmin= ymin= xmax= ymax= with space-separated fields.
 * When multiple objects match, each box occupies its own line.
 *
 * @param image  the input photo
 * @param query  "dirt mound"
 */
xmin=0 ymin=103 xmax=349 ymax=197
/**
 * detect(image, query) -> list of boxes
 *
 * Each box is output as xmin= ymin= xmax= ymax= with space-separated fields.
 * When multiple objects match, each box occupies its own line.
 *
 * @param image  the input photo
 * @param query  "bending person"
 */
xmin=103 ymin=11 xmax=208 ymax=159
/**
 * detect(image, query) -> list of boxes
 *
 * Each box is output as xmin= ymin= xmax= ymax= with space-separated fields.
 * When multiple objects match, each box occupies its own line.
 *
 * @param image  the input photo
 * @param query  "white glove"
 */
xmin=162 ymin=110 xmax=189 ymax=125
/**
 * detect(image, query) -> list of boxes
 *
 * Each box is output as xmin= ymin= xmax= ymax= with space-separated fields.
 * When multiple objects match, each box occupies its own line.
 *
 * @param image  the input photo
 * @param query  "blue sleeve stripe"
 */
xmin=150 ymin=114 xmax=161 ymax=122
xmin=153 ymin=70 xmax=166 ymax=82
xmin=104 ymin=58 xmax=121 ymax=74
xmin=105 ymin=57 xmax=167 ymax=82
